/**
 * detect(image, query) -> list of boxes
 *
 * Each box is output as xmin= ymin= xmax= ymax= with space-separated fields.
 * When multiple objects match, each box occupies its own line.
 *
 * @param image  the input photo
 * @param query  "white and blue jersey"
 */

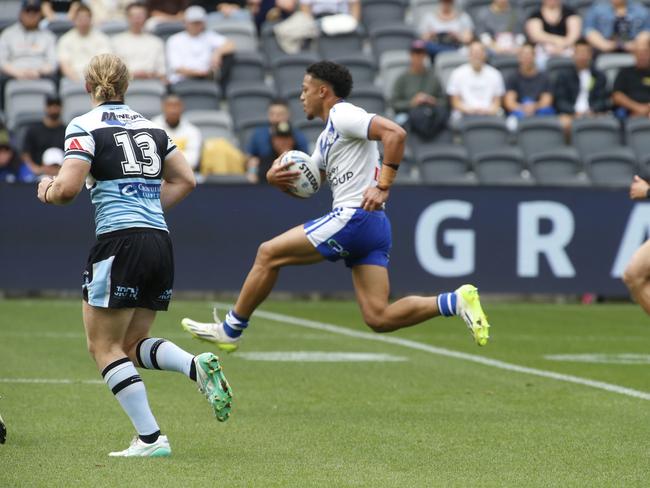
xmin=305 ymin=102 xmax=392 ymax=268
xmin=64 ymin=103 xmax=176 ymax=237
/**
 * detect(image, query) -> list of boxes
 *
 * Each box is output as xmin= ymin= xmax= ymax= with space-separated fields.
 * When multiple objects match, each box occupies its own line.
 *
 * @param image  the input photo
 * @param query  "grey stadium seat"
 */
xmin=595 ymin=52 xmax=635 ymax=90
xmin=296 ymin=119 xmax=325 ymax=152
xmin=331 ymin=54 xmax=377 ymax=85
xmin=152 ymin=21 xmax=185 ymax=42
xmin=347 ymin=84 xmax=386 ymax=115
xmin=459 ymin=116 xmax=510 ymax=158
xmin=362 ymin=0 xmax=408 ymax=31
xmin=571 ymin=116 xmax=622 ymax=160
xmin=184 ymin=110 xmax=235 ymax=143
xmin=491 ymin=55 xmax=519 ymax=87
xmin=60 ymin=82 xmax=92 ymax=123
xmin=434 ymin=49 xmax=468 ymax=89
xmin=171 ymin=80 xmax=221 ymax=111
xmin=464 ymin=0 xmax=492 ymax=23
xmin=272 ymin=53 xmax=320 ymax=96
xmin=4 ymin=79 xmax=56 ymax=130
xmin=261 ymin=22 xmax=313 ymax=65
xmin=208 ymin=19 xmax=258 ymax=52
xmin=586 ymin=149 xmax=638 ymax=187
xmin=283 ymin=87 xmax=309 ymax=122
xmin=545 ymin=56 xmax=574 ymax=84
xmin=417 ymin=144 xmax=476 ymax=184
xmin=319 ymin=30 xmax=365 ymax=59
xmin=47 ymin=19 xmax=74 ymax=38
xmin=370 ymin=24 xmax=415 ymax=63
xmin=236 ymin=116 xmax=269 ymax=148
xmin=528 ymin=147 xmax=589 ymax=186
xmin=625 ymin=116 xmax=650 ymax=166
xmin=227 ymin=84 xmax=275 ymax=127
xmin=378 ymin=50 xmax=410 ymax=100
xmin=99 ymin=20 xmax=129 ymax=36
xmin=474 ymin=147 xmax=533 ymax=185
xmin=230 ymin=51 xmax=266 ymax=84
xmin=516 ymin=117 xmax=565 ymax=158
xmin=408 ymin=0 xmax=439 ymax=26
xmin=125 ymin=79 xmax=166 ymax=119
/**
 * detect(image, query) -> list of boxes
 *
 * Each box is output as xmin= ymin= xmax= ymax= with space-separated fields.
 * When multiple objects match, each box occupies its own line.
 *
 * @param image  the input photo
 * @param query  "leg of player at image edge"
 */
xmin=181 ymin=284 xmax=490 ymax=350
xmin=0 ymin=397 xmax=6 ymax=444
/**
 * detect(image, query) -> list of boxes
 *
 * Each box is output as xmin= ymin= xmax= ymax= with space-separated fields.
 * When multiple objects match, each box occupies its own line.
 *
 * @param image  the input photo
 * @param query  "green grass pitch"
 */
xmin=2 ymin=299 xmax=650 ymax=487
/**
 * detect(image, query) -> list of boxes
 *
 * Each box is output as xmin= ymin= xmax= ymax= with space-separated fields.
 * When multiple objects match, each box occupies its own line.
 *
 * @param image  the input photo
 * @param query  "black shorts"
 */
xmin=82 ymin=227 xmax=174 ymax=311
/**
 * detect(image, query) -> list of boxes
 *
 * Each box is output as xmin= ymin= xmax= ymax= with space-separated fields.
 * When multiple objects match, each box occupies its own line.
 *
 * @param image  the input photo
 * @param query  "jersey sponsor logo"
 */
xmin=118 ymin=182 xmax=161 ymax=199
xmin=114 ymin=285 xmax=139 ymax=299
xmin=101 ymin=111 xmax=143 ymax=126
xmin=327 ymin=166 xmax=354 ymax=188
xmin=68 ymin=138 xmax=84 ymax=151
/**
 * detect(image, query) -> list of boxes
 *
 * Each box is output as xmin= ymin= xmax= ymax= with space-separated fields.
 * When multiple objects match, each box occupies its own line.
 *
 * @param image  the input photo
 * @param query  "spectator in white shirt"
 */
xmin=446 ymin=40 xmax=505 ymax=126
xmin=166 ymin=5 xmax=235 ymax=90
xmin=112 ymin=2 xmax=166 ymax=81
xmin=57 ymin=4 xmax=112 ymax=81
xmin=152 ymin=94 xmax=202 ymax=170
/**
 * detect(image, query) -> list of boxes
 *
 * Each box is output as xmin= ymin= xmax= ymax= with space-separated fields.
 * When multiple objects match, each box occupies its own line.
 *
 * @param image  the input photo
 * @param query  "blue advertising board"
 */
xmin=0 ymin=183 xmax=642 ymax=295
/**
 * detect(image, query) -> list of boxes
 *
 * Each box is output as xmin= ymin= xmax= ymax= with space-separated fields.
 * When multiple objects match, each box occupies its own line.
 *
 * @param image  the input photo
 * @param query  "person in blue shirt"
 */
xmin=245 ymin=98 xmax=308 ymax=182
xmin=584 ymin=0 xmax=650 ymax=53
xmin=0 ymin=132 xmax=32 ymax=183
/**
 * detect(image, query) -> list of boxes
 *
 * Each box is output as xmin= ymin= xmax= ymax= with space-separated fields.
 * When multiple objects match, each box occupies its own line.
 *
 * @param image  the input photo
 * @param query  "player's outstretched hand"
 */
xmin=361 ymin=185 xmax=389 ymax=211
xmin=267 ymin=154 xmax=301 ymax=192
xmin=629 ymin=175 xmax=650 ymax=200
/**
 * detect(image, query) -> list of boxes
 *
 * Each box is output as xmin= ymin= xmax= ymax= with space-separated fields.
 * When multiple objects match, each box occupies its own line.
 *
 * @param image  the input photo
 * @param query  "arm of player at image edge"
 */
xmin=160 ymin=149 xmax=197 ymax=211
xmin=361 ymin=115 xmax=407 ymax=211
xmin=37 ymin=158 xmax=90 ymax=205
xmin=629 ymin=175 xmax=650 ymax=200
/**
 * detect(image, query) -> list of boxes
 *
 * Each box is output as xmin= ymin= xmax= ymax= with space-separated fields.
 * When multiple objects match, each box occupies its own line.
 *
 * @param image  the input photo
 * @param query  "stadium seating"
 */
xmin=460 ymin=116 xmax=510 ymax=158
xmin=595 ymin=52 xmax=635 ymax=91
xmin=47 ymin=19 xmax=74 ymax=38
xmin=331 ymin=54 xmax=377 ymax=85
xmin=528 ymin=147 xmax=589 ymax=186
xmin=624 ymin=117 xmax=650 ymax=167
xmin=571 ymin=116 xmax=622 ymax=161
xmin=319 ymin=30 xmax=365 ymax=59
xmin=464 ymin=0 xmax=492 ymax=24
xmin=60 ymin=81 xmax=91 ymax=123
xmin=124 ymin=79 xmax=166 ymax=119
xmin=230 ymin=51 xmax=266 ymax=85
xmin=171 ymin=80 xmax=221 ymax=111
xmin=284 ymin=87 xmax=309 ymax=122
xmin=152 ymin=21 xmax=185 ymax=42
xmin=272 ymin=53 xmax=321 ymax=96
xmin=545 ymin=56 xmax=574 ymax=84
xmin=408 ymin=0 xmax=439 ymax=26
xmin=0 ymin=0 xmax=20 ymax=31
xmin=236 ymin=116 xmax=269 ymax=148
xmin=418 ymin=144 xmax=477 ymax=184
xmin=434 ymin=50 xmax=468 ymax=88
xmin=227 ymin=84 xmax=275 ymax=128
xmin=474 ymin=147 xmax=533 ymax=185
xmin=208 ymin=19 xmax=258 ymax=52
xmin=370 ymin=24 xmax=416 ymax=63
xmin=516 ymin=117 xmax=566 ymax=158
xmin=586 ymin=149 xmax=638 ymax=186
xmin=295 ymin=119 xmax=324 ymax=151
xmin=362 ymin=0 xmax=409 ymax=31
xmin=491 ymin=55 xmax=519 ymax=86
xmin=347 ymin=84 xmax=387 ymax=115
xmin=4 ymin=79 xmax=56 ymax=130
xmin=99 ymin=20 xmax=129 ymax=36
xmin=378 ymin=50 xmax=411 ymax=100
xmin=184 ymin=110 xmax=235 ymax=143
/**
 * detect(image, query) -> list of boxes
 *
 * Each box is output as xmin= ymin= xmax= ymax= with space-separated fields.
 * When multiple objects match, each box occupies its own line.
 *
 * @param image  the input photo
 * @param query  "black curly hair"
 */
xmin=306 ymin=61 xmax=353 ymax=99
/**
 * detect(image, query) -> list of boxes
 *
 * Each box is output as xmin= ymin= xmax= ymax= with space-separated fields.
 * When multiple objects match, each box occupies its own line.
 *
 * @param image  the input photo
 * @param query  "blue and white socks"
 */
xmin=437 ymin=292 xmax=458 ymax=317
xmin=102 ymin=358 xmax=160 ymax=443
xmin=223 ymin=310 xmax=249 ymax=338
xmin=136 ymin=338 xmax=196 ymax=381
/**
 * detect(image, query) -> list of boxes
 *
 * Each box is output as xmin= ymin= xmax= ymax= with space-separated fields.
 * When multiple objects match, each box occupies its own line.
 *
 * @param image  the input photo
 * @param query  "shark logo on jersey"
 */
xmin=319 ymin=119 xmax=339 ymax=165
xmin=119 ymin=182 xmax=161 ymax=198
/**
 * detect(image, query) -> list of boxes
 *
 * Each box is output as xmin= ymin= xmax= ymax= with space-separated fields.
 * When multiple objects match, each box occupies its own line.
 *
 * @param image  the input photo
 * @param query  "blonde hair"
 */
xmin=85 ymin=53 xmax=130 ymax=103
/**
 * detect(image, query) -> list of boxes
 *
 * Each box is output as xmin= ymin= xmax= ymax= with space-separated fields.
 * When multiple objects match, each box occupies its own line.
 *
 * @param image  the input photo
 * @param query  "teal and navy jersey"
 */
xmin=64 ymin=103 xmax=177 ymax=236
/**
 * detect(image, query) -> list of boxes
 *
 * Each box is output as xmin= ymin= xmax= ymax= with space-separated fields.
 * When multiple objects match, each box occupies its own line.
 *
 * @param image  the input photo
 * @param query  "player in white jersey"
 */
xmin=36 ymin=54 xmax=232 ymax=457
xmin=182 ymin=61 xmax=490 ymax=349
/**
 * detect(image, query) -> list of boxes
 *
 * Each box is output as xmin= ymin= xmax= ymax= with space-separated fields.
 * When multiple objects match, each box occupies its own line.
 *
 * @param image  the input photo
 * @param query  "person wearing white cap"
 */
xmin=166 ymin=5 xmax=235 ymax=87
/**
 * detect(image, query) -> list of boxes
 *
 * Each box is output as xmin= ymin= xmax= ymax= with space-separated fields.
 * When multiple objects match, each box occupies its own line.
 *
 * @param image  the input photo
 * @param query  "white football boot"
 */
xmin=109 ymin=435 xmax=171 ymax=457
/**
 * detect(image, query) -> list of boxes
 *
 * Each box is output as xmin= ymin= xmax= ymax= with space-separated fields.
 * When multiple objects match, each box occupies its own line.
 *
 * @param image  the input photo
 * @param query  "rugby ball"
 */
xmin=279 ymin=150 xmax=321 ymax=198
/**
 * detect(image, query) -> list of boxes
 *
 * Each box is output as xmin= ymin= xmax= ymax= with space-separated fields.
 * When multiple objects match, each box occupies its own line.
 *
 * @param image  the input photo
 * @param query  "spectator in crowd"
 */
xmin=446 ymin=40 xmax=505 ymax=126
xmin=152 ymin=94 xmax=202 ymax=170
xmin=391 ymin=40 xmax=447 ymax=138
xmin=192 ymin=0 xmax=253 ymax=22
xmin=525 ymin=0 xmax=581 ymax=68
xmin=0 ymin=127 xmax=31 ymax=183
xmin=612 ymin=33 xmax=650 ymax=117
xmin=0 ymin=0 xmax=57 ymax=105
xmin=245 ymin=98 xmax=308 ymax=183
xmin=584 ymin=0 xmax=650 ymax=54
xmin=145 ymin=0 xmax=191 ymax=29
xmin=112 ymin=2 xmax=166 ymax=81
xmin=40 ymin=146 xmax=64 ymax=174
xmin=41 ymin=0 xmax=80 ymax=22
xmin=21 ymin=94 xmax=65 ymax=176
xmin=300 ymin=0 xmax=360 ymax=21
xmin=504 ymin=42 xmax=555 ymax=130
xmin=418 ymin=0 xmax=474 ymax=61
xmin=256 ymin=121 xmax=299 ymax=184
xmin=57 ymin=4 xmax=112 ymax=82
xmin=476 ymin=0 xmax=525 ymax=55
xmin=166 ymin=6 xmax=235 ymax=90
xmin=253 ymin=0 xmax=298 ymax=32
xmin=85 ymin=0 xmax=132 ymax=25
xmin=553 ymin=38 xmax=609 ymax=136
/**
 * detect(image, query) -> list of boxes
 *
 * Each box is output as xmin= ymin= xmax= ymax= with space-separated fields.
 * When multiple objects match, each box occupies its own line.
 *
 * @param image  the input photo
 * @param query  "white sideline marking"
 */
xmin=0 ymin=378 xmax=103 ymax=385
xmin=212 ymin=304 xmax=650 ymax=401
xmin=237 ymin=351 xmax=408 ymax=362
xmin=545 ymin=353 xmax=650 ymax=365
